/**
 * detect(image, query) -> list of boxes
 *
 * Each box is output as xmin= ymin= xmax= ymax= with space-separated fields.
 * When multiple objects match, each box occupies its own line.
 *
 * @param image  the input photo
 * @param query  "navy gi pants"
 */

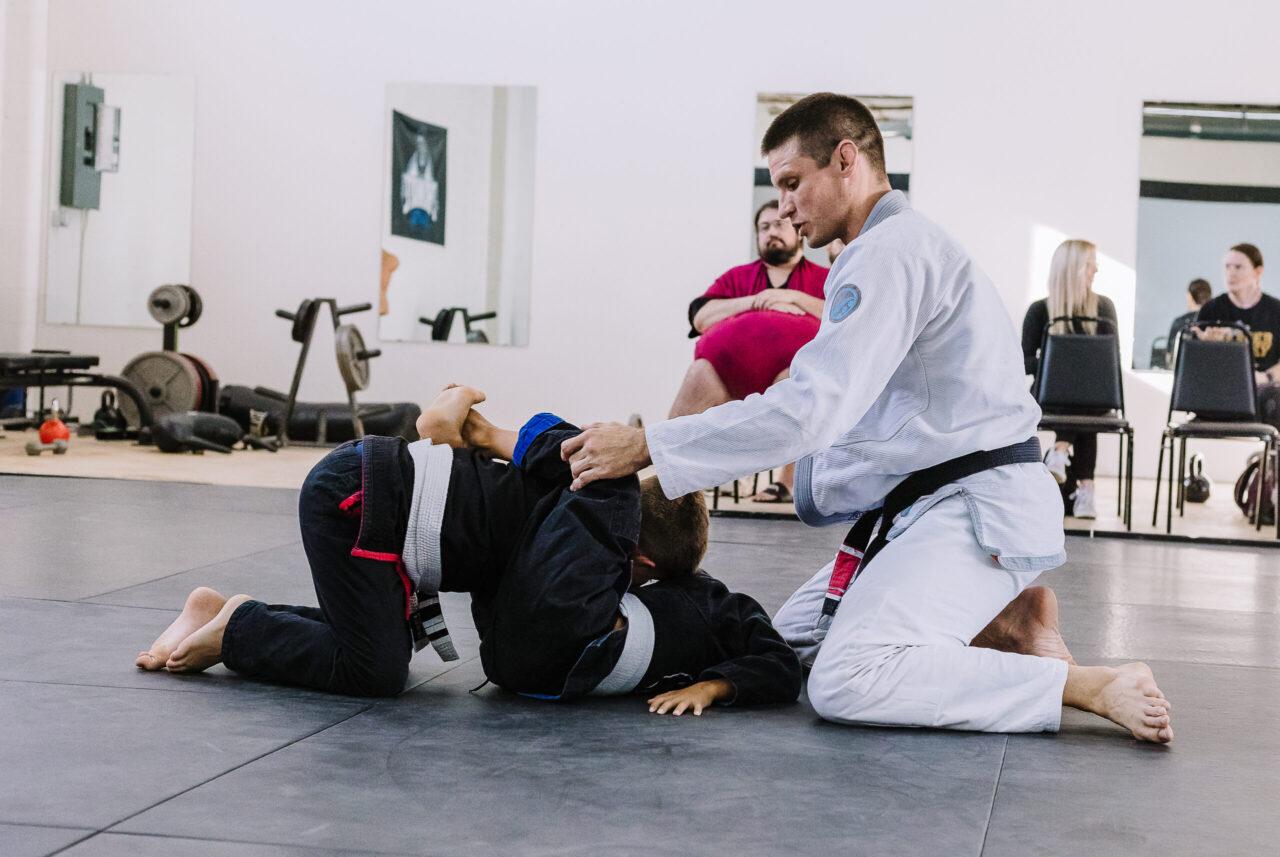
xmin=220 ymin=443 xmax=412 ymax=697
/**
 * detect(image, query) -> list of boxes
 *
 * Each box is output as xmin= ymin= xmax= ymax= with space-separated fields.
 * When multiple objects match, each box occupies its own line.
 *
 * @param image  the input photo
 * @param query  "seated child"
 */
xmin=136 ymin=385 xmax=801 ymax=714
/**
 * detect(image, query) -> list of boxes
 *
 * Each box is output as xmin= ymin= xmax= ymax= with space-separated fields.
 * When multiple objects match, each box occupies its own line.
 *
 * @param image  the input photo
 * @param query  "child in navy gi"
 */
xmin=137 ymin=385 xmax=801 ymax=715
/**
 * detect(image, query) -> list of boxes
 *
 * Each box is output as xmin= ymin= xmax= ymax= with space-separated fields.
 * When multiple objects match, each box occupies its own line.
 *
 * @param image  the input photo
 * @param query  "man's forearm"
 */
xmin=693 ymin=296 xmax=754 ymax=332
xmin=790 ymin=292 xmax=826 ymax=317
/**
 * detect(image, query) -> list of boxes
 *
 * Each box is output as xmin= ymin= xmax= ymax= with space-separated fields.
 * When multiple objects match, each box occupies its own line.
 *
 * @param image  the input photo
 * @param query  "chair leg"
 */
xmin=1124 ymin=429 xmax=1134 ymax=530
xmin=1116 ymin=433 xmax=1123 ymax=518
xmin=1152 ymin=433 xmax=1165 ymax=528
xmin=1166 ymin=434 xmax=1175 ymax=534
xmin=1176 ymin=439 xmax=1187 ymax=518
xmin=1256 ymin=442 xmax=1268 ymax=533
xmin=1273 ymin=442 xmax=1279 ymax=540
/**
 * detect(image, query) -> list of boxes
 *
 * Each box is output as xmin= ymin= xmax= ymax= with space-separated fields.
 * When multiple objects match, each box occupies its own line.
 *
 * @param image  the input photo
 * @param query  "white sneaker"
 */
xmin=1045 ymin=449 xmax=1070 ymax=484
xmin=1071 ymin=484 xmax=1096 ymax=519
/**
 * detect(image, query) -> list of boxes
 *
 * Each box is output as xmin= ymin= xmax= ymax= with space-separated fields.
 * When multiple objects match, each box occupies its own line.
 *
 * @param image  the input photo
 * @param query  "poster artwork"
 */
xmin=391 ymin=110 xmax=447 ymax=244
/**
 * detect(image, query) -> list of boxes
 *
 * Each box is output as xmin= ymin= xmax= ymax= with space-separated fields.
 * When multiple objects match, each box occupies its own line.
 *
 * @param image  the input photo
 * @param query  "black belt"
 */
xmin=818 ymin=438 xmax=1042 ymax=628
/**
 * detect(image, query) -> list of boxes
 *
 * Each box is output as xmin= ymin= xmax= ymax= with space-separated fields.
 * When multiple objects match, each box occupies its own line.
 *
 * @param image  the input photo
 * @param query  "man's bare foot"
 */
xmin=1065 ymin=662 xmax=1173 ymax=743
xmin=166 ymin=594 xmax=252 ymax=674
xmin=136 ymin=587 xmax=226 ymax=671
xmin=970 ymin=586 xmax=1076 ymax=664
xmin=415 ymin=384 xmax=486 ymax=447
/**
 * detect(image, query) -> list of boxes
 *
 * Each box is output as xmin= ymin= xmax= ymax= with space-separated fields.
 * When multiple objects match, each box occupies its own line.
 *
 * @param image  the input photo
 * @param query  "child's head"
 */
xmin=636 ymin=476 xmax=709 ymax=582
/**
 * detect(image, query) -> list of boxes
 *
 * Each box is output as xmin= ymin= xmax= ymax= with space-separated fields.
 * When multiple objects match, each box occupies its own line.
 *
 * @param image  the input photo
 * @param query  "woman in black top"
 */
xmin=1020 ymin=239 xmax=1117 ymax=519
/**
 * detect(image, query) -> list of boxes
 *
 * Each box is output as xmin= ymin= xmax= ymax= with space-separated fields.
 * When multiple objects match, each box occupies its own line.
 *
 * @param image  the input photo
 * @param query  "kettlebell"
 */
xmin=1184 ymin=453 xmax=1212 ymax=503
xmin=92 ymin=390 xmax=129 ymax=433
xmin=38 ymin=398 xmax=71 ymax=445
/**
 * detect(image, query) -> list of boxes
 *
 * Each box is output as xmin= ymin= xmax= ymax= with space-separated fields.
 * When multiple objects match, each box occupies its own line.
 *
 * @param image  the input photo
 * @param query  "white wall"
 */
xmin=0 ymin=0 xmax=48 ymax=356
xmin=4 ymin=0 xmax=1280 ymax=481
xmin=44 ymin=71 xmax=195 ymax=326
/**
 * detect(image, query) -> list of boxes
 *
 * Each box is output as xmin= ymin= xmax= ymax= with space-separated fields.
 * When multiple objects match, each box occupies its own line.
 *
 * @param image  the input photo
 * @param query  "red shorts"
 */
xmin=693 ymin=310 xmax=821 ymax=400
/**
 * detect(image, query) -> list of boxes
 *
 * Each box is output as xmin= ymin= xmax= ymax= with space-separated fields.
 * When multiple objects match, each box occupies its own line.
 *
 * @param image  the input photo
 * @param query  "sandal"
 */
xmin=753 ymin=481 xmax=793 ymax=503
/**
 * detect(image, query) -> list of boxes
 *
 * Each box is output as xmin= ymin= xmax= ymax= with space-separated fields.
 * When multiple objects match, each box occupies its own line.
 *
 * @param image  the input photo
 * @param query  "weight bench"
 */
xmin=0 ymin=351 xmax=154 ymax=428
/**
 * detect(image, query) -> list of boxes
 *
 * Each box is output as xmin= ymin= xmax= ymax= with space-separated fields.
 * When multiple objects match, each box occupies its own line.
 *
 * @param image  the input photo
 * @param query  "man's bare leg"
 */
xmin=166 ymin=594 xmax=253 ymax=673
xmin=415 ymin=384 xmax=487 ymax=447
xmin=970 ymin=586 xmax=1075 ymax=664
xmin=971 ymin=586 xmax=1172 ymax=742
xmin=668 ymin=359 xmax=732 ymax=419
xmin=135 ymin=587 xmax=227 ymax=671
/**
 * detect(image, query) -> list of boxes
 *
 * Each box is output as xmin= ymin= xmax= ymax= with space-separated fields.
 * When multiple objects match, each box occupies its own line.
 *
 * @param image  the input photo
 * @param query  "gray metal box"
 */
xmin=60 ymin=82 xmax=104 ymax=209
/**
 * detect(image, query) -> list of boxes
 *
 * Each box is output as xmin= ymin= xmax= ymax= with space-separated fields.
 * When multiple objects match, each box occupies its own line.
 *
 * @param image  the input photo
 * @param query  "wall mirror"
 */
xmin=44 ymin=72 xmax=196 ymax=327
xmin=377 ymin=83 xmax=536 ymax=347
xmin=752 ymin=93 xmax=913 ymax=264
xmin=1134 ymin=101 xmax=1280 ymax=370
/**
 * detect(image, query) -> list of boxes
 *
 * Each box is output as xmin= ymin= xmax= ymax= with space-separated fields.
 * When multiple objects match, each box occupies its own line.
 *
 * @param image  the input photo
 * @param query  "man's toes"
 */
xmin=136 ymin=652 xmax=162 ymax=670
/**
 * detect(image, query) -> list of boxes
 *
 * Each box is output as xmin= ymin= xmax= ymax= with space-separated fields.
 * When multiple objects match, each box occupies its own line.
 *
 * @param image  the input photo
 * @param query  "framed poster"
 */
xmin=390 ymin=110 xmax=447 ymax=244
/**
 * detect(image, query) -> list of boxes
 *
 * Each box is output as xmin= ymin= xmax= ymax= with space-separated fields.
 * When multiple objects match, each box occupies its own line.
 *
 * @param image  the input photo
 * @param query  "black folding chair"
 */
xmin=1153 ymin=322 xmax=1279 ymax=535
xmin=1033 ymin=316 xmax=1133 ymax=528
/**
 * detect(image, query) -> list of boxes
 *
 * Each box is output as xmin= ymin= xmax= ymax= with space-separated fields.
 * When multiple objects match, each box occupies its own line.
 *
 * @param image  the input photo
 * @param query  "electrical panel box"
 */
xmin=60 ymin=83 xmax=104 ymax=209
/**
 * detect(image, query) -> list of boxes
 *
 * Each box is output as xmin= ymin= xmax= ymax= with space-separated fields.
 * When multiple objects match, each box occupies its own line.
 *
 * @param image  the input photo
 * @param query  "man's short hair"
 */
xmin=1231 ymin=243 xmax=1264 ymax=269
xmin=1187 ymin=278 xmax=1212 ymax=306
xmin=755 ymin=199 xmax=780 ymax=228
xmin=638 ymin=477 xmax=708 ymax=579
xmin=760 ymin=92 xmax=887 ymax=177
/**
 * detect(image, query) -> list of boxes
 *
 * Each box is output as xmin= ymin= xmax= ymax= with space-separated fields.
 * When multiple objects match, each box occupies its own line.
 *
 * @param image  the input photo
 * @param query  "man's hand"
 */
xmin=647 ymin=679 xmax=734 ymax=716
xmin=560 ymin=422 xmax=651 ymax=491
xmin=752 ymin=290 xmax=800 ymax=311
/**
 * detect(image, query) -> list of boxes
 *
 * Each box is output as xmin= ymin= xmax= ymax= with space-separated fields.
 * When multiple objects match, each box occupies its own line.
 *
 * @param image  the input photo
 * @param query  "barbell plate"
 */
xmin=292 ymin=298 xmax=318 ymax=343
xmin=119 ymin=351 xmax=202 ymax=427
xmin=147 ymin=284 xmax=191 ymax=326
xmin=334 ymin=325 xmax=371 ymax=392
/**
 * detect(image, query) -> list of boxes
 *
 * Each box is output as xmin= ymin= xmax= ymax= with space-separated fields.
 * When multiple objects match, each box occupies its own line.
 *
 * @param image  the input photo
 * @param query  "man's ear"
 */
xmin=632 ymin=553 xmax=657 ymax=569
xmin=834 ymin=139 xmax=859 ymax=175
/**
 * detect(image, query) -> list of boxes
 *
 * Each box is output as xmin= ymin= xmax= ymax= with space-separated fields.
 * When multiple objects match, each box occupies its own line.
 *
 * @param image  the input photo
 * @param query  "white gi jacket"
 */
xmin=648 ymin=191 xmax=1065 ymax=572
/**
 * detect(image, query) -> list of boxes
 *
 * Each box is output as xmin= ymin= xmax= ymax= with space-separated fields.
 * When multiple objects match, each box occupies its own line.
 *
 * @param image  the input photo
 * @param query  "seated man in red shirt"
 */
xmin=671 ymin=200 xmax=829 ymax=502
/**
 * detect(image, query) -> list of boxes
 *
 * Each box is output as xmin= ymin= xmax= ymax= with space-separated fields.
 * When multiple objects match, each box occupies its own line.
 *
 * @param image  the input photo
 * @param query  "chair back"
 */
xmin=1033 ymin=317 xmax=1124 ymax=412
xmin=1169 ymin=322 xmax=1258 ymax=421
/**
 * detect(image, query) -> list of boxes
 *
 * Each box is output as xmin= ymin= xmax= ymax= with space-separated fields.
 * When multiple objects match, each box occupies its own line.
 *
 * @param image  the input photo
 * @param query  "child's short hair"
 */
xmin=638 ymin=476 xmax=708 ymax=579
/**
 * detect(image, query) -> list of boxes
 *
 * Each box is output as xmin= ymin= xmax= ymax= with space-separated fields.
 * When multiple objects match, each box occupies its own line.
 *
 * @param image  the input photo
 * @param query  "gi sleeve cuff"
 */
xmin=513 ymin=412 xmax=565 ymax=466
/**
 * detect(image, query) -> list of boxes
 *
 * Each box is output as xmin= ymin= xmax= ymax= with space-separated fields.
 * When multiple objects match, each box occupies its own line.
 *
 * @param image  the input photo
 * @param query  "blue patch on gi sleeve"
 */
xmin=829 ymin=284 xmax=862 ymax=322
xmin=512 ymin=412 xmax=564 ymax=465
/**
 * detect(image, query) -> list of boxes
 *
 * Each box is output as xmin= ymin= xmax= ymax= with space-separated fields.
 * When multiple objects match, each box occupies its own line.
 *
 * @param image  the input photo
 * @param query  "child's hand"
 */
xmin=647 ymin=679 xmax=733 ymax=716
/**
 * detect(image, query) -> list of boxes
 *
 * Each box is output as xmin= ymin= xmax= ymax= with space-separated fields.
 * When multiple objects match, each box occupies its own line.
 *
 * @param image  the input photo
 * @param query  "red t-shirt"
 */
xmin=688 ymin=258 xmax=830 ymax=399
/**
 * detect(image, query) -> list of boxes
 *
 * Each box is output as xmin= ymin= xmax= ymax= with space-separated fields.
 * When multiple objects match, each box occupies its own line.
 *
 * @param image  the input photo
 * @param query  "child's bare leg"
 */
xmin=136 ymin=587 xmax=226 ymax=671
xmin=166 ymin=594 xmax=253 ymax=673
xmin=970 ymin=586 xmax=1075 ymax=664
xmin=461 ymin=409 xmax=518 ymax=460
xmin=415 ymin=384 xmax=486 ymax=447
xmin=1064 ymin=663 xmax=1173 ymax=743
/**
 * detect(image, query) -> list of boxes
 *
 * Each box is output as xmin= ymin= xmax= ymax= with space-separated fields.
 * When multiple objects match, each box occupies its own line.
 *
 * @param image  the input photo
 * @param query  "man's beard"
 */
xmin=761 ymin=242 xmax=799 ymax=266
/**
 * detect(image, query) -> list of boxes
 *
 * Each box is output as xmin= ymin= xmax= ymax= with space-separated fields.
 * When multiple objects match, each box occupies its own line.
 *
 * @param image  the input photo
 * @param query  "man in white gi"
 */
xmin=562 ymin=93 xmax=1172 ymax=743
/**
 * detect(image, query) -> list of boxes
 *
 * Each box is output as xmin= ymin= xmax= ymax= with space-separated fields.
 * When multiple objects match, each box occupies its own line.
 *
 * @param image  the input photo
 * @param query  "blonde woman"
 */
xmin=1020 ymin=239 xmax=1118 ymax=519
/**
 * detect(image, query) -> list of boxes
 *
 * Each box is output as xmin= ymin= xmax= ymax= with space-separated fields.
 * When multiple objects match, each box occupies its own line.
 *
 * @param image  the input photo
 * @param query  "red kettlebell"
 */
xmin=39 ymin=398 xmax=71 ymax=446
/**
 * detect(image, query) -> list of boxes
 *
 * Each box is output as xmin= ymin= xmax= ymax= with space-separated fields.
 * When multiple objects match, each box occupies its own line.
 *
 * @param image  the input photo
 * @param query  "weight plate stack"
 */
xmin=181 ymin=353 xmax=220 ymax=412
xmin=119 ymin=351 xmax=203 ymax=428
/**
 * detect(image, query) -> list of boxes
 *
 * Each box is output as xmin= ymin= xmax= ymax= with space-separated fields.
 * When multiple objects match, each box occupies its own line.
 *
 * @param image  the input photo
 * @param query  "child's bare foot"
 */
xmin=415 ymin=384 xmax=486 ymax=447
xmin=970 ymin=586 xmax=1076 ymax=664
xmin=1066 ymin=662 xmax=1173 ymax=743
xmin=166 ymin=594 xmax=252 ymax=674
xmin=136 ymin=587 xmax=226 ymax=671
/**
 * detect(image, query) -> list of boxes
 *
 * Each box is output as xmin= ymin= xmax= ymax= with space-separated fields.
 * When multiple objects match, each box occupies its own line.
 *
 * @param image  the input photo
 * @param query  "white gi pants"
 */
xmin=775 ymin=494 xmax=1068 ymax=733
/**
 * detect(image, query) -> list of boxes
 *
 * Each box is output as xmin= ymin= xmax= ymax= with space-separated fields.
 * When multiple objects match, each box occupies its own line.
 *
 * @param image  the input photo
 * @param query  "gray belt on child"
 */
xmin=589 ymin=593 xmax=654 ymax=696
